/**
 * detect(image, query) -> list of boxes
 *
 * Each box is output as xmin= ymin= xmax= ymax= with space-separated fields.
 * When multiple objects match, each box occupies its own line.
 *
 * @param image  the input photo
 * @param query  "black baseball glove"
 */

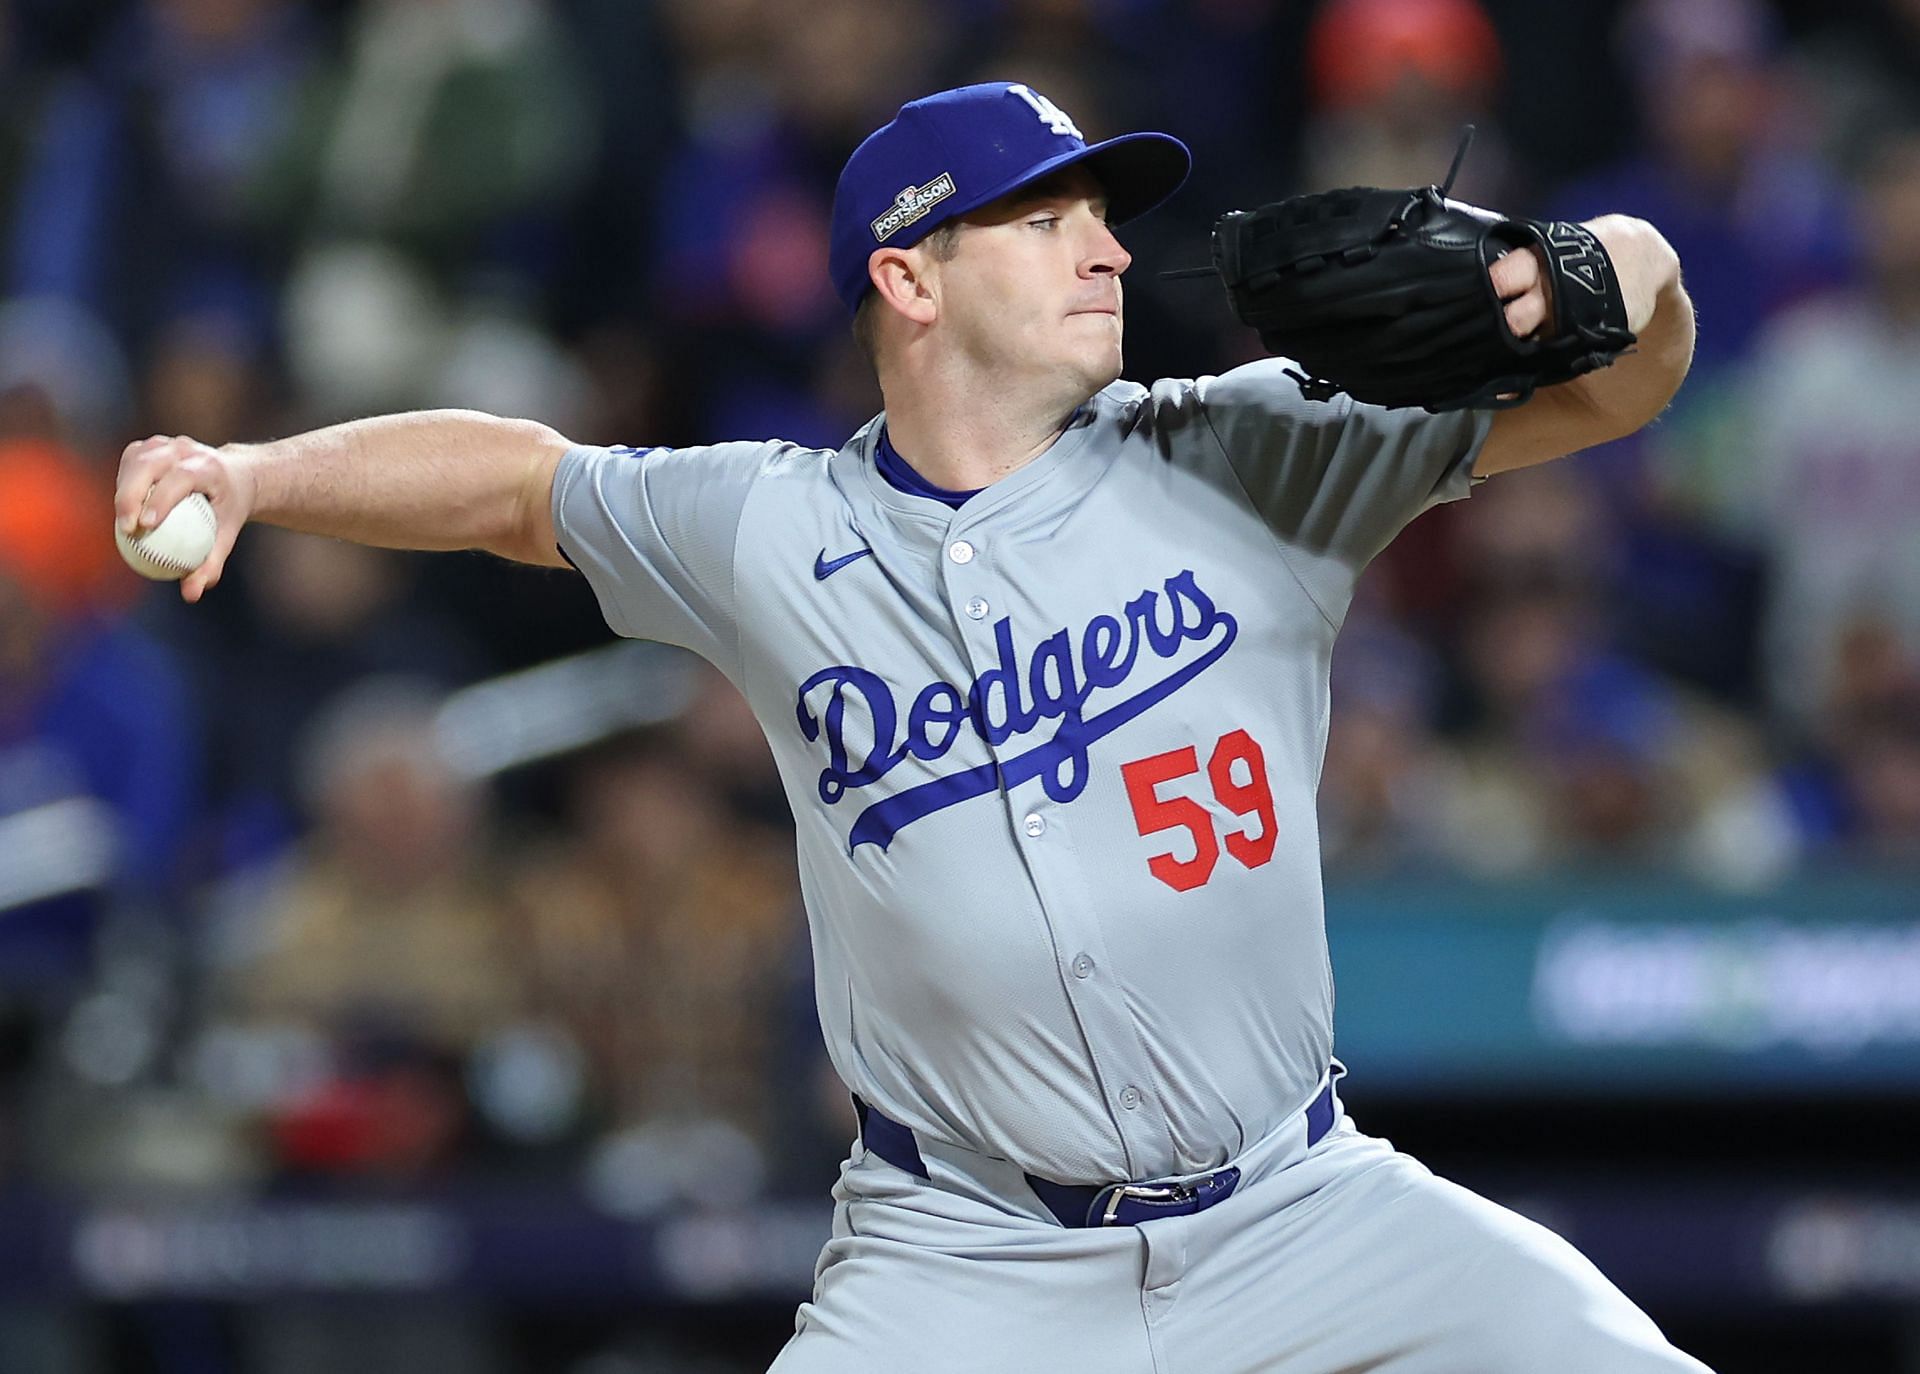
xmin=1202 ymin=140 xmax=1636 ymax=413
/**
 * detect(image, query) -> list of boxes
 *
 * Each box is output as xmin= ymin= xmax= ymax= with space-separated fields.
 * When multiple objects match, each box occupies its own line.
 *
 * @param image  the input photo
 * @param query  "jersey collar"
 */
xmin=852 ymin=401 xmax=1105 ymax=528
xmin=874 ymin=425 xmax=983 ymax=508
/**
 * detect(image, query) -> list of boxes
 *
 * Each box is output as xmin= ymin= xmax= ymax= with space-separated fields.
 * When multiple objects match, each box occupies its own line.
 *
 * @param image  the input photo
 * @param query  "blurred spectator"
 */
xmin=278 ymin=240 xmax=449 ymax=421
xmin=1558 ymin=0 xmax=1856 ymax=382
xmin=1530 ymin=0 xmax=1844 ymax=701
xmin=282 ymin=276 xmax=593 ymax=454
xmin=675 ymin=662 xmax=792 ymax=832
xmin=1550 ymin=0 xmax=1852 ymax=555
xmin=1728 ymin=126 xmax=1920 ymax=731
xmin=1436 ymin=572 xmax=1795 ymax=885
xmin=427 ymin=302 xmax=594 ymax=436
xmin=643 ymin=0 xmax=939 ymax=448
xmin=1829 ymin=681 xmax=1920 ymax=863
xmin=1770 ymin=617 xmax=1920 ymax=863
xmin=140 ymin=304 xmax=275 ymax=447
xmin=0 ymin=434 xmax=122 ymax=620
xmin=1319 ymin=603 xmax=1454 ymax=873
xmin=1038 ymin=0 xmax=1296 ymax=215
xmin=672 ymin=666 xmax=851 ymax=1195
xmin=205 ymin=528 xmax=479 ymax=868
xmin=650 ymin=0 xmax=939 ymax=326
xmin=0 ymin=408 xmax=198 ymax=914
xmin=511 ymin=717 xmax=798 ymax=1208
xmin=249 ymin=0 xmax=593 ymax=425
xmin=5 ymin=0 xmax=319 ymax=354
xmin=0 ymin=300 xmax=199 ymax=1161
xmin=1425 ymin=466 xmax=1795 ymax=885
xmin=211 ymin=678 xmax=521 ymax=1045
xmin=955 ymin=1 xmax=1138 ymax=155
xmin=1299 ymin=0 xmax=1516 ymax=203
xmin=1792 ymin=0 xmax=1920 ymax=176
xmin=766 ymin=0 xmax=945 ymax=160
xmin=257 ymin=0 xmax=591 ymax=291
xmin=0 ymin=294 xmax=134 ymax=458
xmin=568 ymin=324 xmax=677 ymax=447
xmin=202 ymin=680 xmax=521 ymax=1176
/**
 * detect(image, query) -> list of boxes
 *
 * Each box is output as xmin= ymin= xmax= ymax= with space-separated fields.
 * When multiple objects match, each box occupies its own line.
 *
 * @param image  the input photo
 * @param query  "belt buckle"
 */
xmin=1097 ymin=1179 xmax=1195 ymax=1227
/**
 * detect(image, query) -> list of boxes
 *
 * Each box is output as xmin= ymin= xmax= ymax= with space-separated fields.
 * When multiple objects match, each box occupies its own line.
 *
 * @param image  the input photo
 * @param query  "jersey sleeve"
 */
xmin=1192 ymin=359 xmax=1492 ymax=571
xmin=550 ymin=441 xmax=776 ymax=675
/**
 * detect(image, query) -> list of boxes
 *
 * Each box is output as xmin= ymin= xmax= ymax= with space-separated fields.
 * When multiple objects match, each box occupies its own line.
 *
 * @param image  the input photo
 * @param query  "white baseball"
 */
xmin=116 ymin=492 xmax=217 ymax=581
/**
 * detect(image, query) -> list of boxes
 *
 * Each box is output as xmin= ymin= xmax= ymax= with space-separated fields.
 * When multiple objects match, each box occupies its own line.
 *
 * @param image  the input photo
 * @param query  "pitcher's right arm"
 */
xmin=115 ymin=410 xmax=574 ymax=602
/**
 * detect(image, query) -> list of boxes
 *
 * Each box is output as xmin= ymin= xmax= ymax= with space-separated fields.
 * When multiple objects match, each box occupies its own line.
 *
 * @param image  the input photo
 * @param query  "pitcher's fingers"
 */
xmin=1489 ymin=245 xmax=1541 ymax=300
xmin=115 ymin=436 xmax=181 ymax=533
xmin=1504 ymin=287 xmax=1550 ymax=339
xmin=135 ymin=450 xmax=215 ymax=531
xmin=179 ymin=518 xmax=240 ymax=604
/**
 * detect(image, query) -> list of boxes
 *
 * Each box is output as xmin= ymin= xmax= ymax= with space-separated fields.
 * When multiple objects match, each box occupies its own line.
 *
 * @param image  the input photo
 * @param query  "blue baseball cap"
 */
xmin=830 ymin=82 xmax=1191 ymax=314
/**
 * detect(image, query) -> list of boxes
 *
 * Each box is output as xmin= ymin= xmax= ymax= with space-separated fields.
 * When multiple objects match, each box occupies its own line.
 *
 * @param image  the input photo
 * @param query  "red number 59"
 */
xmin=1119 ymin=729 xmax=1277 ymax=892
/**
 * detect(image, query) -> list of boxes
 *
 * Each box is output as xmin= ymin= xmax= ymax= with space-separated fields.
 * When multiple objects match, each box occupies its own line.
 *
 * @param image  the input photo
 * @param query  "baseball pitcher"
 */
xmin=117 ymin=83 xmax=1709 ymax=1372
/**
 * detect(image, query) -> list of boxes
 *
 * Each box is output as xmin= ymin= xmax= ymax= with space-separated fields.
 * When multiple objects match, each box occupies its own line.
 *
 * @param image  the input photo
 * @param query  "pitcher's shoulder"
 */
xmin=575 ymin=436 xmax=834 ymax=475
xmin=743 ymin=439 xmax=842 ymax=486
xmin=1083 ymin=375 xmax=1229 ymax=445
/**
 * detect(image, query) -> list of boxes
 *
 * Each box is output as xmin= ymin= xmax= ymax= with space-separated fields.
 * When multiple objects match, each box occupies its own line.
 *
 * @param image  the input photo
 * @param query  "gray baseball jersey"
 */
xmin=551 ymin=358 xmax=1487 ymax=1186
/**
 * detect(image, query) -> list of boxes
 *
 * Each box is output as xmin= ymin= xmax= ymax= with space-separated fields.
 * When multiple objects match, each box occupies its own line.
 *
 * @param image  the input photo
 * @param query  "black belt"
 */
xmin=853 ymin=1076 xmax=1339 ymax=1229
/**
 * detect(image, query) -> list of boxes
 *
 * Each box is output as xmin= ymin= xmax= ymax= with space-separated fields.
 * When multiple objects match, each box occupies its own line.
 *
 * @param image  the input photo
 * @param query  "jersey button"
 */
xmin=1071 ymin=953 xmax=1095 ymax=979
xmin=965 ymin=596 xmax=990 ymax=620
xmin=1119 ymin=1086 xmax=1142 ymax=1111
xmin=1022 ymin=813 xmax=1046 ymax=838
xmin=948 ymin=539 xmax=976 ymax=564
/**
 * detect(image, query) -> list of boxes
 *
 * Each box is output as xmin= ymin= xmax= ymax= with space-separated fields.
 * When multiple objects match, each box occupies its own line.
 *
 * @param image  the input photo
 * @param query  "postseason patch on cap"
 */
xmin=871 ymin=173 xmax=957 ymax=243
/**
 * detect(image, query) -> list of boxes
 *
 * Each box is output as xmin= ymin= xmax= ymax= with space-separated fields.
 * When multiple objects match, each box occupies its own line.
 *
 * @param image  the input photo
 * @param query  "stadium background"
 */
xmin=2 ymin=0 xmax=1918 ymax=1369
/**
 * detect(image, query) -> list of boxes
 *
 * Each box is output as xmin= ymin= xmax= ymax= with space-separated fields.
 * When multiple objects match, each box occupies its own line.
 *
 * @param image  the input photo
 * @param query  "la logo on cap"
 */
xmin=1009 ymin=84 xmax=1082 ymax=139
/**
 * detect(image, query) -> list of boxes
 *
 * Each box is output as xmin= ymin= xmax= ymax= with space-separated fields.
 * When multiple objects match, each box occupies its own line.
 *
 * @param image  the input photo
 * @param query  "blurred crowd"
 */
xmin=3 ymin=0 xmax=1920 ymax=1255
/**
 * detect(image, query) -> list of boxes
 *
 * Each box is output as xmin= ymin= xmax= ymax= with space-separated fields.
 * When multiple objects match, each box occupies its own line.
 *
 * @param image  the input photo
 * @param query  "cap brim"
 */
xmin=1074 ymin=133 xmax=1193 ymax=226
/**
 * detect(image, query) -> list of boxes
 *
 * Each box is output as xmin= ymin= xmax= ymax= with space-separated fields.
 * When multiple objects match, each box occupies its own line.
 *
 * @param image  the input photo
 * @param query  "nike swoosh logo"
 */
xmin=814 ymin=547 xmax=874 ymax=581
